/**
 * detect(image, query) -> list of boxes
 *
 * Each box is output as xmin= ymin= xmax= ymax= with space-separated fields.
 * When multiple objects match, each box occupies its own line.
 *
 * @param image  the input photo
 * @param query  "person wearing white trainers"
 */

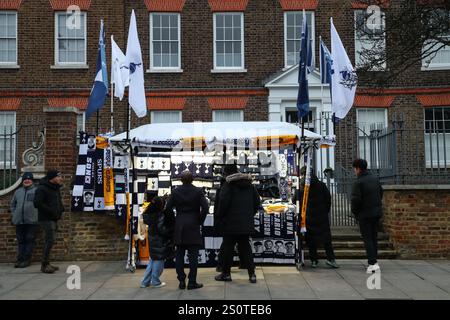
xmin=351 ymin=159 xmax=383 ymax=273
xmin=366 ymin=263 xmax=380 ymax=273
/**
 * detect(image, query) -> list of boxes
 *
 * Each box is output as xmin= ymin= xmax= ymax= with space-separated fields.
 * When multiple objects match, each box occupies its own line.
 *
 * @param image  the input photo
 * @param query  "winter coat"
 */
xmin=166 ymin=184 xmax=209 ymax=246
xmin=351 ymin=171 xmax=383 ymax=220
xmin=294 ymin=175 xmax=332 ymax=245
xmin=216 ymin=173 xmax=261 ymax=235
xmin=143 ymin=206 xmax=175 ymax=261
xmin=10 ymin=185 xmax=38 ymax=225
xmin=34 ymin=178 xmax=65 ymax=222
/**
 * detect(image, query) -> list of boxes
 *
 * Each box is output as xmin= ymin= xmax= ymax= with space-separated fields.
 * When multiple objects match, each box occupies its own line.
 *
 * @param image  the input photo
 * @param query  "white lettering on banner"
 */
xmin=85 ymin=158 xmax=92 ymax=184
xmin=97 ymin=158 xmax=103 ymax=185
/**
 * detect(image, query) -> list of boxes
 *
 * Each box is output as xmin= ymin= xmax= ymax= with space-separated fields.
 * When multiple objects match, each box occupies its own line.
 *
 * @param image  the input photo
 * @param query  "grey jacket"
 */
xmin=10 ymin=185 xmax=38 ymax=225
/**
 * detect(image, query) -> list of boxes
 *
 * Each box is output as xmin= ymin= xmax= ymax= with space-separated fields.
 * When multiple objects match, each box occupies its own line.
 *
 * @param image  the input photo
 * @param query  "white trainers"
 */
xmin=152 ymin=282 xmax=166 ymax=288
xmin=366 ymin=263 xmax=380 ymax=274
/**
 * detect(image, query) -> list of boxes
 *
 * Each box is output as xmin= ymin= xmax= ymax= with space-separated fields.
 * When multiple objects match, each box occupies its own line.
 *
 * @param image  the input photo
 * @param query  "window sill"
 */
xmin=0 ymin=64 xmax=20 ymax=69
xmin=51 ymin=64 xmax=89 ymax=70
xmin=421 ymin=65 xmax=450 ymax=71
xmin=211 ymin=68 xmax=247 ymax=73
xmin=146 ymin=68 xmax=183 ymax=73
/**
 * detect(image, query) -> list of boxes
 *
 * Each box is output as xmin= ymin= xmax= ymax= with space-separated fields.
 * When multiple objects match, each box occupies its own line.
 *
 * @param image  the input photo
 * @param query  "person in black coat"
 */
xmin=33 ymin=170 xmax=65 ymax=274
xmin=351 ymin=159 xmax=383 ymax=273
xmin=166 ymin=170 xmax=209 ymax=290
xmin=215 ymin=164 xmax=261 ymax=284
xmin=140 ymin=196 xmax=175 ymax=288
xmin=294 ymin=167 xmax=339 ymax=269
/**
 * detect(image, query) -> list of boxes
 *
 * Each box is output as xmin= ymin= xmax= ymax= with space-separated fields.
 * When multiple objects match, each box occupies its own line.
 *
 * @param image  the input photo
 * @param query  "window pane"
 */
xmin=425 ymin=109 xmax=434 ymax=121
xmin=162 ymin=27 xmax=169 ymax=40
xmin=153 ymin=27 xmax=161 ymax=40
xmin=0 ymin=51 xmax=6 ymax=62
xmin=287 ymin=26 xmax=295 ymax=39
xmin=233 ymin=27 xmax=240 ymax=40
xmin=234 ymin=41 xmax=241 ymax=54
xmin=162 ymin=42 xmax=170 ymax=54
xmin=170 ymin=14 xmax=178 ymax=28
xmin=214 ymin=110 xmax=242 ymax=122
xmin=0 ymin=14 xmax=6 ymax=26
xmin=170 ymin=42 xmax=178 ymax=54
xmin=152 ymin=111 xmax=181 ymax=123
xmin=286 ymin=13 xmax=295 ymax=26
xmin=153 ymin=14 xmax=160 ymax=27
xmin=234 ymin=53 xmax=241 ymax=67
xmin=225 ymin=42 xmax=232 ymax=53
xmin=162 ymin=15 xmax=169 ymax=28
xmin=170 ymin=54 xmax=178 ymax=67
xmin=217 ymin=53 xmax=224 ymax=67
xmin=170 ymin=27 xmax=177 ymax=41
xmin=216 ymin=28 xmax=224 ymax=41
xmin=154 ymin=42 xmax=161 ymax=54
xmin=287 ymin=41 xmax=295 ymax=53
xmin=233 ymin=15 xmax=241 ymax=28
xmin=153 ymin=54 xmax=161 ymax=67
xmin=216 ymin=15 xmax=224 ymax=28
xmin=162 ymin=54 xmax=170 ymax=67
xmin=435 ymin=109 xmax=443 ymax=120
xmin=225 ymin=27 xmax=232 ymax=40
xmin=225 ymin=53 xmax=232 ymax=66
xmin=225 ymin=15 xmax=233 ymax=28
xmin=217 ymin=42 xmax=224 ymax=54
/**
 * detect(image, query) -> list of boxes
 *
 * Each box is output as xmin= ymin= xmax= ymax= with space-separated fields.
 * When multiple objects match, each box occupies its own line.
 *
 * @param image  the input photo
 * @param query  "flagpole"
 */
xmin=96 ymin=110 xmax=99 ymax=136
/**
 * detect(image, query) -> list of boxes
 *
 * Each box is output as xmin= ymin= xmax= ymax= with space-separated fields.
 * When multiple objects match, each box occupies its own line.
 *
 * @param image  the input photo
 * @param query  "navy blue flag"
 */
xmin=296 ymin=11 xmax=310 ymax=119
xmin=86 ymin=20 xmax=109 ymax=119
xmin=320 ymin=39 xmax=333 ymax=86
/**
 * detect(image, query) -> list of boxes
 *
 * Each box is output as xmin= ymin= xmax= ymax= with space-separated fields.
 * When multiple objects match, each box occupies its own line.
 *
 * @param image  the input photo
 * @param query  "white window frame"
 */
xmin=422 ymin=9 xmax=450 ymax=71
xmin=212 ymin=12 xmax=246 ymax=72
xmin=0 ymin=11 xmax=18 ymax=67
xmin=354 ymin=9 xmax=386 ymax=71
xmin=424 ymin=107 xmax=450 ymax=167
xmin=0 ymin=111 xmax=17 ymax=168
xmin=283 ymin=11 xmax=315 ymax=69
xmin=53 ymin=11 xmax=88 ymax=68
xmin=212 ymin=110 xmax=244 ymax=122
xmin=148 ymin=12 xmax=182 ymax=73
xmin=150 ymin=111 xmax=182 ymax=124
xmin=356 ymin=108 xmax=388 ymax=168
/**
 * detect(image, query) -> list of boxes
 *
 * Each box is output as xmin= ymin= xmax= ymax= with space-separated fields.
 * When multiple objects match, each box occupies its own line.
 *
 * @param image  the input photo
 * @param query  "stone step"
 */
xmin=331 ymin=240 xmax=393 ymax=250
xmin=303 ymin=249 xmax=397 ymax=259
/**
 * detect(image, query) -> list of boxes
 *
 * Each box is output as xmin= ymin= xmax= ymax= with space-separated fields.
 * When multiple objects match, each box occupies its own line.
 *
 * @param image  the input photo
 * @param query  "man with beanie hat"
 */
xmin=10 ymin=172 xmax=38 ymax=268
xmin=34 ymin=169 xmax=65 ymax=273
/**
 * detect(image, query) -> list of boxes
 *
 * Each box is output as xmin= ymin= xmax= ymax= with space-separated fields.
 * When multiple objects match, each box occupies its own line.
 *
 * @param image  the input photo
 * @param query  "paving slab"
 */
xmin=264 ymin=273 xmax=317 ymax=299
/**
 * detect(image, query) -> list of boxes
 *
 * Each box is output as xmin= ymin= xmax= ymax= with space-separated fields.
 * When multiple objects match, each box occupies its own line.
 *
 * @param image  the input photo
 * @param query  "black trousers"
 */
xmin=217 ymin=242 xmax=248 ymax=269
xmin=359 ymin=217 xmax=380 ymax=265
xmin=308 ymin=241 xmax=336 ymax=262
xmin=40 ymin=221 xmax=57 ymax=265
xmin=222 ymin=235 xmax=255 ymax=275
xmin=16 ymin=224 xmax=37 ymax=262
xmin=175 ymin=245 xmax=200 ymax=284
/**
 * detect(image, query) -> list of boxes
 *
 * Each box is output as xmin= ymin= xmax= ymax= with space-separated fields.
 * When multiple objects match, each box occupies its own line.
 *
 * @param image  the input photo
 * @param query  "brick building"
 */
xmin=0 ymin=0 xmax=449 ymax=261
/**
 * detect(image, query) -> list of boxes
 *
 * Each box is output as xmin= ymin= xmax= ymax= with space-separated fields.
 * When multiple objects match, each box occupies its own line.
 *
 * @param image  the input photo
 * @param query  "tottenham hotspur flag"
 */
xmin=330 ymin=18 xmax=357 ymax=120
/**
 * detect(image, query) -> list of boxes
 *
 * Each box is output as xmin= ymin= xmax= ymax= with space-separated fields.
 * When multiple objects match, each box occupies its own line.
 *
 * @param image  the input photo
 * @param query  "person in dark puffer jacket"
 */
xmin=294 ymin=167 xmax=339 ymax=269
xmin=351 ymin=159 xmax=383 ymax=274
xmin=215 ymin=164 xmax=261 ymax=284
xmin=34 ymin=170 xmax=65 ymax=274
xmin=140 ymin=196 xmax=175 ymax=288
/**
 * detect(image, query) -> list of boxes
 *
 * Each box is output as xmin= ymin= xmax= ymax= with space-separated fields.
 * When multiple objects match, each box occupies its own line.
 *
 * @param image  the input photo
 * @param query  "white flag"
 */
xmin=331 ymin=17 xmax=357 ymax=120
xmin=125 ymin=10 xmax=147 ymax=118
xmin=111 ymin=35 xmax=129 ymax=101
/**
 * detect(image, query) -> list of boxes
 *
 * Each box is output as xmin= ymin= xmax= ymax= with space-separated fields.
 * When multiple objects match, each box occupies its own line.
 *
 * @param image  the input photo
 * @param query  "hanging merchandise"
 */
xmin=72 ymin=132 xmax=115 ymax=213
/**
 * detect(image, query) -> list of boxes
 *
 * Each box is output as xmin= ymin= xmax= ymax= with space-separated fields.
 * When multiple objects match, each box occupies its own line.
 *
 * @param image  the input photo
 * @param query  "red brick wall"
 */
xmin=0 ymin=109 xmax=128 ymax=263
xmin=382 ymin=188 xmax=450 ymax=259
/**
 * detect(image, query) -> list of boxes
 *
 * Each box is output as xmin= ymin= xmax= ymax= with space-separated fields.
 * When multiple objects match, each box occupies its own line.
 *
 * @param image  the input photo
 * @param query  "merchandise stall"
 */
xmin=108 ymin=122 xmax=335 ymax=271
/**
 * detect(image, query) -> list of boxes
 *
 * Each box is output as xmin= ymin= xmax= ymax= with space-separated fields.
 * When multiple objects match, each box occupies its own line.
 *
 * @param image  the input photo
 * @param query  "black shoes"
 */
xmin=216 ymin=266 xmax=223 ymax=273
xmin=187 ymin=283 xmax=203 ymax=290
xmin=17 ymin=260 xmax=30 ymax=268
xmin=179 ymin=282 xmax=186 ymax=290
xmin=249 ymin=273 xmax=257 ymax=283
xmin=215 ymin=273 xmax=232 ymax=282
xmin=41 ymin=264 xmax=55 ymax=274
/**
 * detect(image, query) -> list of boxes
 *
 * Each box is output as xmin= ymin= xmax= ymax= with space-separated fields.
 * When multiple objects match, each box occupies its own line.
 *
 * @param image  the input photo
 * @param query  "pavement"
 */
xmin=0 ymin=260 xmax=449 ymax=300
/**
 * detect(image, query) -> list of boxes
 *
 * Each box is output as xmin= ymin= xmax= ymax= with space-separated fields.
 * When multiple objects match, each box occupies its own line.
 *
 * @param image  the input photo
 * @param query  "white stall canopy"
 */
xmin=110 ymin=121 xmax=335 ymax=150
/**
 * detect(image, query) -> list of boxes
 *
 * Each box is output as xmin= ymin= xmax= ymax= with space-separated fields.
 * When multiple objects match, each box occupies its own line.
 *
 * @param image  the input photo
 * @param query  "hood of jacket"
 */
xmin=226 ymin=173 xmax=253 ymax=187
xmin=39 ymin=178 xmax=61 ymax=190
